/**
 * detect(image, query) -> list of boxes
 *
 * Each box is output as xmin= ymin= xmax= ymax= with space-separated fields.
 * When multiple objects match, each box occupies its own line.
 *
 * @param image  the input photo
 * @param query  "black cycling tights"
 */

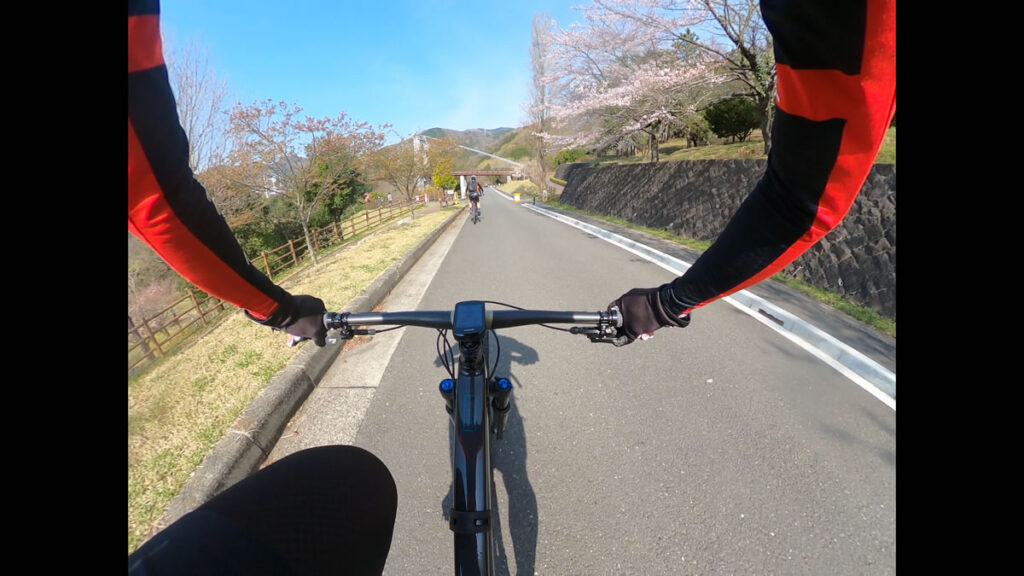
xmin=128 ymin=445 xmax=398 ymax=576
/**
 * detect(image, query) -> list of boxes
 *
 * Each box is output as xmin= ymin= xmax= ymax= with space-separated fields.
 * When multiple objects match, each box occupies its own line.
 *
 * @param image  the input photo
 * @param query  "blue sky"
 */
xmin=160 ymin=0 xmax=589 ymax=143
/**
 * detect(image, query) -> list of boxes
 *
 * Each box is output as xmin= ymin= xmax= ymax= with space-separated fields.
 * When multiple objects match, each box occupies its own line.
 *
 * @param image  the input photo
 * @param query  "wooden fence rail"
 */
xmin=253 ymin=201 xmax=418 ymax=281
xmin=128 ymin=290 xmax=229 ymax=373
xmin=128 ymin=198 xmax=424 ymax=374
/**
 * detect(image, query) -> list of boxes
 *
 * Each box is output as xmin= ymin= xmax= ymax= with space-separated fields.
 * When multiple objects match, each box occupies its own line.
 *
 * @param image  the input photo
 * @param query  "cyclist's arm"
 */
xmin=659 ymin=0 xmax=895 ymax=318
xmin=128 ymin=0 xmax=303 ymax=326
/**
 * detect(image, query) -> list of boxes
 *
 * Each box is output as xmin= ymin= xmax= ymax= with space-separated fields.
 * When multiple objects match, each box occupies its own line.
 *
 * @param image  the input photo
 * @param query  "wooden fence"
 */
xmin=128 ymin=198 xmax=424 ymax=374
xmin=128 ymin=290 xmax=230 ymax=373
xmin=253 ymin=200 xmax=418 ymax=281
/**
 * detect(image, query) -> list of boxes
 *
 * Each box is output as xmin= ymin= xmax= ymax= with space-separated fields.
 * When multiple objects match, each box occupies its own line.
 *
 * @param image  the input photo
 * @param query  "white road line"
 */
xmin=520 ymin=201 xmax=896 ymax=411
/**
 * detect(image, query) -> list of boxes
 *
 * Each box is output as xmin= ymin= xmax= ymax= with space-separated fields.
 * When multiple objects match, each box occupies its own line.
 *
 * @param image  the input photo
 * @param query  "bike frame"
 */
xmin=447 ymin=301 xmax=497 ymax=574
xmin=325 ymin=302 xmax=617 ymax=576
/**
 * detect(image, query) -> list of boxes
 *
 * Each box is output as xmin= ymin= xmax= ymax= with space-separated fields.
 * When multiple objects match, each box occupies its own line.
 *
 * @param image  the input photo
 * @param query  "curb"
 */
xmin=157 ymin=206 xmax=466 ymax=530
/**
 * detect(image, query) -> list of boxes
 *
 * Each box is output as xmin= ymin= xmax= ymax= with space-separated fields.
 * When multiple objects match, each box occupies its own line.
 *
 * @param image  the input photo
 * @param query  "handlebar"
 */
xmin=323 ymin=304 xmax=621 ymax=343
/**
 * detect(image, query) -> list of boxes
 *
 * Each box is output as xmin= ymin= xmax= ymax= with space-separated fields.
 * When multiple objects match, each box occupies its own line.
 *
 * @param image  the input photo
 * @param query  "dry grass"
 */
xmin=127 ymin=208 xmax=458 ymax=554
xmin=501 ymin=179 xmax=541 ymax=196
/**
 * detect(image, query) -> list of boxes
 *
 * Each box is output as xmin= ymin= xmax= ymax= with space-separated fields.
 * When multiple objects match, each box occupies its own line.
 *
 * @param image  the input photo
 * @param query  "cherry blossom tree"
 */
xmin=584 ymin=0 xmax=775 ymax=154
xmin=228 ymin=100 xmax=387 ymax=265
xmin=540 ymin=0 xmax=725 ymax=163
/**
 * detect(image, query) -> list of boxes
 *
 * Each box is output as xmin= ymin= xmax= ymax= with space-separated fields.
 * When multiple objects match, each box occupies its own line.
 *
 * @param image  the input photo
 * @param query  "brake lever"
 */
xmin=569 ymin=325 xmax=621 ymax=344
xmin=587 ymin=334 xmax=623 ymax=345
xmin=325 ymin=326 xmax=379 ymax=345
xmin=324 ymin=312 xmax=358 ymax=345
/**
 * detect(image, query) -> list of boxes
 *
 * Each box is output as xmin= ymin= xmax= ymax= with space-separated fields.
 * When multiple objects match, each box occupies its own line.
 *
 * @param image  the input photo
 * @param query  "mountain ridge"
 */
xmin=416 ymin=126 xmax=531 ymax=172
xmin=420 ymin=126 xmax=517 ymax=153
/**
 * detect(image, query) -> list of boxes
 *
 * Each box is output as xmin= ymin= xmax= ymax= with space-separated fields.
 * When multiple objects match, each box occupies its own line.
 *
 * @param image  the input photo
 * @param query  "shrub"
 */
xmin=552 ymin=147 xmax=587 ymax=167
xmin=703 ymin=97 xmax=762 ymax=143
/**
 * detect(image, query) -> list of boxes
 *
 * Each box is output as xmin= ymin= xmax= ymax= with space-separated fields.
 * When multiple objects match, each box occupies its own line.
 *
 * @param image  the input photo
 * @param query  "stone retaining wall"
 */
xmin=555 ymin=160 xmax=896 ymax=320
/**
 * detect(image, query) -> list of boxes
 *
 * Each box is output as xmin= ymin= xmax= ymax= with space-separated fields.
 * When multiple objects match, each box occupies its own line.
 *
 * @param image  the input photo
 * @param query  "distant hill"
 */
xmin=420 ymin=127 xmax=516 ymax=153
xmin=419 ymin=126 xmax=538 ymax=173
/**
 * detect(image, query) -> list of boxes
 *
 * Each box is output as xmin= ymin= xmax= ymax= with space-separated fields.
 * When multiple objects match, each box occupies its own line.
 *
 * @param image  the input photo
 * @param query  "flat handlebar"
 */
xmin=323 ymin=305 xmax=621 ymax=342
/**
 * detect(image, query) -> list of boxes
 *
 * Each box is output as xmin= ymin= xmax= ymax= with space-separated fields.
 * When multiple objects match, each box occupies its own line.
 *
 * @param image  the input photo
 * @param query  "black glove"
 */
xmin=608 ymin=284 xmax=690 ymax=347
xmin=246 ymin=294 xmax=328 ymax=347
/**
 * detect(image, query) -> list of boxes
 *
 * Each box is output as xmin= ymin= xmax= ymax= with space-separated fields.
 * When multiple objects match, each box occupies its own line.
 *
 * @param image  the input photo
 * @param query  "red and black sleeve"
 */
xmin=663 ymin=0 xmax=896 ymax=316
xmin=128 ymin=0 xmax=288 ymax=321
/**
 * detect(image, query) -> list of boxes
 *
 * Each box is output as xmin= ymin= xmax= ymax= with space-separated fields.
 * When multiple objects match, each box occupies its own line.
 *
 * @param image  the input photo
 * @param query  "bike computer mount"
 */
xmin=452 ymin=300 xmax=486 ymax=340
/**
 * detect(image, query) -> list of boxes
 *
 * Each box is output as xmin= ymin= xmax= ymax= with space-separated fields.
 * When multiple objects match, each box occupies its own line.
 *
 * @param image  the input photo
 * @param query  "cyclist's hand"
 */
xmin=607 ymin=285 xmax=690 ymax=347
xmin=246 ymin=294 xmax=329 ymax=347
xmin=282 ymin=295 xmax=329 ymax=346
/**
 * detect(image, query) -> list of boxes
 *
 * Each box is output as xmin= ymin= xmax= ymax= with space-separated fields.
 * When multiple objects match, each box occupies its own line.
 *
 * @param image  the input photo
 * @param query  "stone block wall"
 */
xmin=556 ymin=160 xmax=896 ymax=320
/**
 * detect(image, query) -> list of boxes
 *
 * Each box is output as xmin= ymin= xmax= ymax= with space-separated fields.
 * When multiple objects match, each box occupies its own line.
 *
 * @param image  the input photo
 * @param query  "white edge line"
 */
xmin=521 ymin=202 xmax=896 ymax=412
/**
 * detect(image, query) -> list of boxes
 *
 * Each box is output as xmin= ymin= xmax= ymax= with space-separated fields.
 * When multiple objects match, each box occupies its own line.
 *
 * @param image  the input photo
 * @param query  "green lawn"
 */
xmin=585 ymin=127 xmax=896 ymax=165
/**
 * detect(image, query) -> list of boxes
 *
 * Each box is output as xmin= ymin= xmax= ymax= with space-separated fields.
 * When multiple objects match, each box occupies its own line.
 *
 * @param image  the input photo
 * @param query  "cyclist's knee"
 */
xmin=135 ymin=445 xmax=398 ymax=576
xmin=207 ymin=445 xmax=397 ymax=515
xmin=302 ymin=445 xmax=396 ymax=498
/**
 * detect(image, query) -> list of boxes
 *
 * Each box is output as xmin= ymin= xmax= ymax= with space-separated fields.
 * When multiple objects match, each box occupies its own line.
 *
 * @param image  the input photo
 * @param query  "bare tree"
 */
xmin=527 ymin=13 xmax=557 ymax=190
xmin=228 ymin=100 xmax=387 ymax=265
xmin=366 ymin=133 xmax=432 ymax=219
xmin=195 ymin=163 xmax=265 ymax=230
xmin=164 ymin=39 xmax=230 ymax=174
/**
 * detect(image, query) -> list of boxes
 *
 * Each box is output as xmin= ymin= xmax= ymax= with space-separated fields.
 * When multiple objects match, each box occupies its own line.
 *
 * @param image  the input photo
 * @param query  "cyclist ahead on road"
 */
xmin=467 ymin=175 xmax=482 ymax=217
xmin=128 ymin=0 xmax=895 ymax=573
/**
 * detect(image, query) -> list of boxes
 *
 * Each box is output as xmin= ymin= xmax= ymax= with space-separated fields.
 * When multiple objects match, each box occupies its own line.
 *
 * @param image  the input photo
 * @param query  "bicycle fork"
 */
xmin=438 ymin=339 xmax=512 ymax=439
xmin=440 ymin=376 xmax=512 ymax=437
xmin=489 ymin=377 xmax=511 ymax=439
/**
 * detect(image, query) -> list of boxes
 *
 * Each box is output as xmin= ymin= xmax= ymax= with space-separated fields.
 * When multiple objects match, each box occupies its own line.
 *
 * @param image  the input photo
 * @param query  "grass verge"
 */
xmin=127 ymin=207 xmax=458 ymax=554
xmin=584 ymin=127 xmax=895 ymax=165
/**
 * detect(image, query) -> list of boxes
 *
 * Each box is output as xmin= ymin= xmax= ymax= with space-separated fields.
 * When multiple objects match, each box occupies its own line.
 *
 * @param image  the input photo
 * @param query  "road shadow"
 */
xmin=438 ymin=333 xmax=539 ymax=576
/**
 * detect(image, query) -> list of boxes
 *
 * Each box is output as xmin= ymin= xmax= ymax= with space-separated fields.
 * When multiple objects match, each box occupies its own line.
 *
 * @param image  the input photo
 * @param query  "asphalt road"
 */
xmin=263 ymin=187 xmax=896 ymax=576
